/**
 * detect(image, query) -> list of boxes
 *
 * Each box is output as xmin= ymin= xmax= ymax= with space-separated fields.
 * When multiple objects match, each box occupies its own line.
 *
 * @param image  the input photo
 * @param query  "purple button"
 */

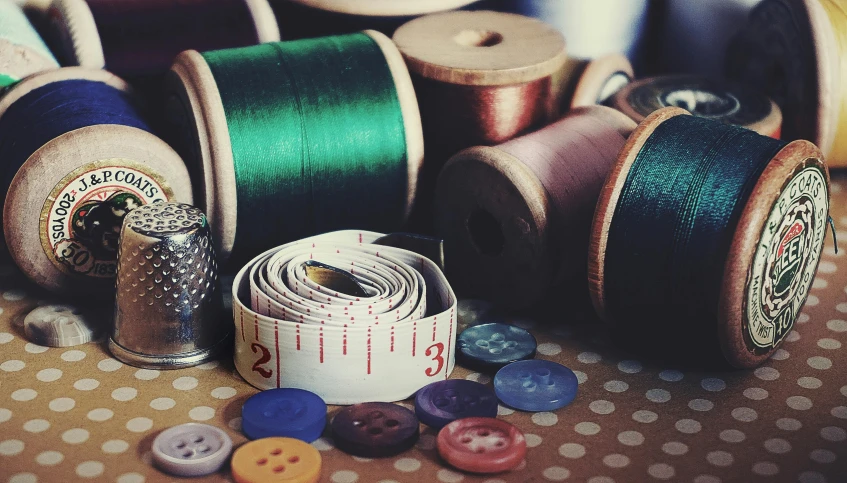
xmin=415 ymin=379 xmax=498 ymax=429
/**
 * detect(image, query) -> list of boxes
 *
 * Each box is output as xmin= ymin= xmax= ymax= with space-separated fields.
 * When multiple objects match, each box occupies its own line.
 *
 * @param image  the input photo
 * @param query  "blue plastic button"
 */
xmin=415 ymin=379 xmax=498 ymax=429
xmin=241 ymin=388 xmax=327 ymax=442
xmin=457 ymin=323 xmax=537 ymax=371
xmin=493 ymin=360 xmax=578 ymax=411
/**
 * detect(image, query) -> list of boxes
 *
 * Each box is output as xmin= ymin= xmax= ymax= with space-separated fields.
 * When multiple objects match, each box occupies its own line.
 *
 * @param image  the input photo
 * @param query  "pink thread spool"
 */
xmin=434 ymin=105 xmax=636 ymax=308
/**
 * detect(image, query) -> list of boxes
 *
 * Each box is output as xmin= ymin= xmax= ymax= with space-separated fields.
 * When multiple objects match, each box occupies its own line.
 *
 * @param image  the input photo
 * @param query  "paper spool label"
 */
xmin=745 ymin=166 xmax=828 ymax=350
xmin=40 ymin=160 xmax=173 ymax=278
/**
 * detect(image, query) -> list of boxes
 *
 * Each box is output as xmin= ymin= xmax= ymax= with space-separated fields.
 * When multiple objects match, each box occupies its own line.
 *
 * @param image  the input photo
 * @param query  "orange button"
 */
xmin=231 ymin=437 xmax=321 ymax=483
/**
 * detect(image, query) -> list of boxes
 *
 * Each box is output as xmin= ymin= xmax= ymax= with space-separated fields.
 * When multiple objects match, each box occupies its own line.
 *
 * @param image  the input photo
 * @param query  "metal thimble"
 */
xmin=109 ymin=202 xmax=231 ymax=369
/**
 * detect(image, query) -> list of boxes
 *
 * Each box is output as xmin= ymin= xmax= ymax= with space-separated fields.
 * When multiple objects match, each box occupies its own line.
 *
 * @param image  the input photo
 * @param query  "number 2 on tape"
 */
xmin=251 ymin=343 xmax=273 ymax=379
xmin=425 ymin=342 xmax=445 ymax=376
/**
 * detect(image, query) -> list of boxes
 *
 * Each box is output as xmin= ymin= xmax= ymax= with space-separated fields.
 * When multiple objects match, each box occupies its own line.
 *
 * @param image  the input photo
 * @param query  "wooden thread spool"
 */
xmin=163 ymin=31 xmax=423 ymax=265
xmin=562 ymin=53 xmax=634 ymax=110
xmin=0 ymin=68 xmax=192 ymax=295
xmin=46 ymin=0 xmax=279 ymax=77
xmin=0 ymin=0 xmax=59 ymax=87
xmin=611 ymin=75 xmax=783 ymax=138
xmin=589 ymin=107 xmax=829 ymax=367
xmin=270 ymin=0 xmax=484 ymax=39
xmin=393 ymin=10 xmax=567 ymax=227
xmin=727 ymin=0 xmax=840 ymax=163
xmin=434 ymin=105 xmax=636 ymax=309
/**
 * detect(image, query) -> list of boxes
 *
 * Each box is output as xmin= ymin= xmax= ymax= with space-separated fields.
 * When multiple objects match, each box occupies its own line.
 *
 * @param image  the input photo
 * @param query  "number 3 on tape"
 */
xmin=232 ymin=230 xmax=458 ymax=405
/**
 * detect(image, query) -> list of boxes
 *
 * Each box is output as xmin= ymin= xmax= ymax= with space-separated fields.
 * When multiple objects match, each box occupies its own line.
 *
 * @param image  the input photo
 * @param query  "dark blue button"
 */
xmin=241 ymin=388 xmax=327 ymax=442
xmin=457 ymin=323 xmax=537 ymax=371
xmin=415 ymin=379 xmax=498 ymax=429
xmin=493 ymin=360 xmax=578 ymax=411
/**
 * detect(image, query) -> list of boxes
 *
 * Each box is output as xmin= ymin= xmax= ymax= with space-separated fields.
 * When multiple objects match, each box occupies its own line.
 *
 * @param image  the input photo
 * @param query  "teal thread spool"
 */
xmin=0 ymin=0 xmax=59 ymax=87
xmin=589 ymin=107 xmax=830 ymax=368
xmin=164 ymin=31 xmax=423 ymax=266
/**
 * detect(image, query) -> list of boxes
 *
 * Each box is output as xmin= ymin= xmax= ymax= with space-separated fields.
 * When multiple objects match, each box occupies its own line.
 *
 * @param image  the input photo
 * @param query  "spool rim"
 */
xmin=718 ymin=139 xmax=829 ymax=368
xmin=46 ymin=0 xmax=105 ymax=68
xmin=611 ymin=75 xmax=782 ymax=137
xmin=0 ymin=67 xmax=130 ymax=121
xmin=392 ymin=10 xmax=567 ymax=86
xmin=363 ymin=29 xmax=423 ymax=220
xmin=588 ymin=106 xmax=690 ymax=323
xmin=243 ymin=0 xmax=281 ymax=42
xmin=286 ymin=0 xmax=482 ymax=17
xmin=167 ymin=50 xmax=237 ymax=263
xmin=434 ymin=145 xmax=551 ymax=307
xmin=803 ymin=0 xmax=839 ymax=157
xmin=570 ymin=53 xmax=633 ymax=109
xmin=3 ymin=125 xmax=192 ymax=295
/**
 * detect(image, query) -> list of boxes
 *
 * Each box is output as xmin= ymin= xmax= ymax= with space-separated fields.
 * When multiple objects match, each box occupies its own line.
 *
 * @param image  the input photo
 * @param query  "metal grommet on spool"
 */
xmin=164 ymin=31 xmax=423 ymax=265
xmin=611 ymin=75 xmax=783 ymax=138
xmin=434 ymin=106 xmax=636 ymax=308
xmin=589 ymin=107 xmax=830 ymax=368
xmin=46 ymin=0 xmax=279 ymax=78
xmin=0 ymin=67 xmax=192 ymax=296
xmin=0 ymin=0 xmax=59 ymax=87
xmin=110 ymin=202 xmax=230 ymax=369
xmin=727 ymin=0 xmax=839 ymax=160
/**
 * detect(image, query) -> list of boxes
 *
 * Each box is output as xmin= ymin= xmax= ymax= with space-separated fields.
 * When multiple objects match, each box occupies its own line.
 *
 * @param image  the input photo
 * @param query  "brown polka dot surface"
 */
xmin=3 ymin=177 xmax=847 ymax=482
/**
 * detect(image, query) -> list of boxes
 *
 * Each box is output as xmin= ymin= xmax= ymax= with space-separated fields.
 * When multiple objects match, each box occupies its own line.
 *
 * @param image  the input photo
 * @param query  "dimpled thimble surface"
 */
xmin=110 ymin=202 xmax=231 ymax=369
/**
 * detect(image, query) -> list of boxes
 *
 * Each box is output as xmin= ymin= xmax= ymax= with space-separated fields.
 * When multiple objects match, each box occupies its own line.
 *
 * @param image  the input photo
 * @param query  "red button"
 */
xmin=436 ymin=417 xmax=526 ymax=474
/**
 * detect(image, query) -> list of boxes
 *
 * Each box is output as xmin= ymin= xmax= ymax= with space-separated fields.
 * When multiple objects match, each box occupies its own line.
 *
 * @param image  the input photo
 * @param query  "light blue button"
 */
xmin=493 ymin=360 xmax=577 ymax=411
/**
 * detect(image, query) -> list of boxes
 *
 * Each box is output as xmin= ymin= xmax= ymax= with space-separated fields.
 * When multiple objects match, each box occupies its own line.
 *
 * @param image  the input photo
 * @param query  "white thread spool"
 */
xmin=501 ymin=0 xmax=649 ymax=60
xmin=661 ymin=0 xmax=763 ymax=76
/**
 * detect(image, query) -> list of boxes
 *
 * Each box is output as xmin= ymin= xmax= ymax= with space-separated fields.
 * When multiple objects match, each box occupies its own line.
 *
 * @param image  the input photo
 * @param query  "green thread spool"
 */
xmin=164 ymin=31 xmax=423 ymax=265
xmin=0 ymin=0 xmax=59 ymax=87
xmin=589 ymin=107 xmax=830 ymax=368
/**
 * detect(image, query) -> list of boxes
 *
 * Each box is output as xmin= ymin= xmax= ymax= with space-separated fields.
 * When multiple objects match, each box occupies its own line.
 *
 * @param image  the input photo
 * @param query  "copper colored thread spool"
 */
xmin=434 ymin=106 xmax=636 ymax=308
xmin=393 ymin=11 xmax=566 ymax=228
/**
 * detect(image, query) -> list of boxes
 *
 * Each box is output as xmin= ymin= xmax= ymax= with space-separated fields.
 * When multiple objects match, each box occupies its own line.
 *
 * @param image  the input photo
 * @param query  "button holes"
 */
xmin=535 ymin=368 xmax=551 ymax=377
xmin=175 ymin=441 xmax=187 ymax=449
xmin=369 ymin=411 xmax=384 ymax=419
xmin=489 ymin=347 xmax=503 ymax=354
xmin=495 ymin=441 xmax=505 ymax=447
xmin=491 ymin=333 xmax=505 ymax=342
xmin=519 ymin=372 xmax=532 ymax=379
xmin=192 ymin=435 xmax=204 ymax=443
xmin=460 ymin=437 xmax=472 ymax=444
xmin=434 ymin=398 xmax=450 ymax=408
xmin=385 ymin=419 xmax=399 ymax=428
xmin=182 ymin=450 xmax=193 ymax=458
xmin=368 ymin=427 xmax=383 ymax=435
xmin=288 ymin=456 xmax=300 ymax=463
xmin=479 ymin=430 xmax=490 ymax=437
xmin=257 ymin=458 xmax=268 ymax=466
xmin=197 ymin=445 xmax=210 ymax=453
xmin=475 ymin=448 xmax=486 ymax=453
xmin=273 ymin=465 xmax=286 ymax=473
xmin=270 ymin=448 xmax=282 ymax=455
xmin=475 ymin=340 xmax=489 ymax=348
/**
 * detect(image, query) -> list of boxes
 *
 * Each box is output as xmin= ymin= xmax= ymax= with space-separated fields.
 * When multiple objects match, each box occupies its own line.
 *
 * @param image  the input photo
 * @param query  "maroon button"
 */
xmin=437 ymin=417 xmax=526 ymax=474
xmin=331 ymin=402 xmax=419 ymax=457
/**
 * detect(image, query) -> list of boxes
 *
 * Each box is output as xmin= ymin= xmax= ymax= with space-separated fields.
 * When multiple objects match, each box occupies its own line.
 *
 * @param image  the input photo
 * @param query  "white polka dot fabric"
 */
xmin=4 ymin=179 xmax=847 ymax=481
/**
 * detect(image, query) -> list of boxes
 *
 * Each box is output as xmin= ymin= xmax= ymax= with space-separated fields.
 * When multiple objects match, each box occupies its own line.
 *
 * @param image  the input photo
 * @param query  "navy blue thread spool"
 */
xmin=0 ymin=67 xmax=192 ymax=296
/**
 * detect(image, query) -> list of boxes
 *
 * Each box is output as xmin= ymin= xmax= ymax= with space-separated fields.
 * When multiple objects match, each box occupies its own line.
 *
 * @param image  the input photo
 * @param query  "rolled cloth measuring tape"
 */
xmin=434 ymin=106 xmax=636 ymax=309
xmin=392 ymin=10 xmax=566 ymax=226
xmin=0 ymin=67 xmax=192 ymax=295
xmin=0 ymin=0 xmax=59 ymax=88
xmin=232 ymin=230 xmax=457 ymax=404
xmin=726 ymin=0 xmax=847 ymax=166
xmin=46 ymin=0 xmax=279 ymax=77
xmin=271 ymin=0 xmax=483 ymax=39
xmin=498 ymin=0 xmax=649 ymax=61
xmin=611 ymin=75 xmax=782 ymax=138
xmin=589 ymin=107 xmax=830 ymax=368
xmin=660 ymin=0 xmax=762 ymax=76
xmin=164 ymin=31 xmax=422 ymax=267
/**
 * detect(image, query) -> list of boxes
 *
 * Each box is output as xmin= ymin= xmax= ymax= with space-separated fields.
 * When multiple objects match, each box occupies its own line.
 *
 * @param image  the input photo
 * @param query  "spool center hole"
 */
xmin=662 ymin=89 xmax=740 ymax=117
xmin=467 ymin=208 xmax=505 ymax=257
xmin=453 ymin=30 xmax=503 ymax=47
